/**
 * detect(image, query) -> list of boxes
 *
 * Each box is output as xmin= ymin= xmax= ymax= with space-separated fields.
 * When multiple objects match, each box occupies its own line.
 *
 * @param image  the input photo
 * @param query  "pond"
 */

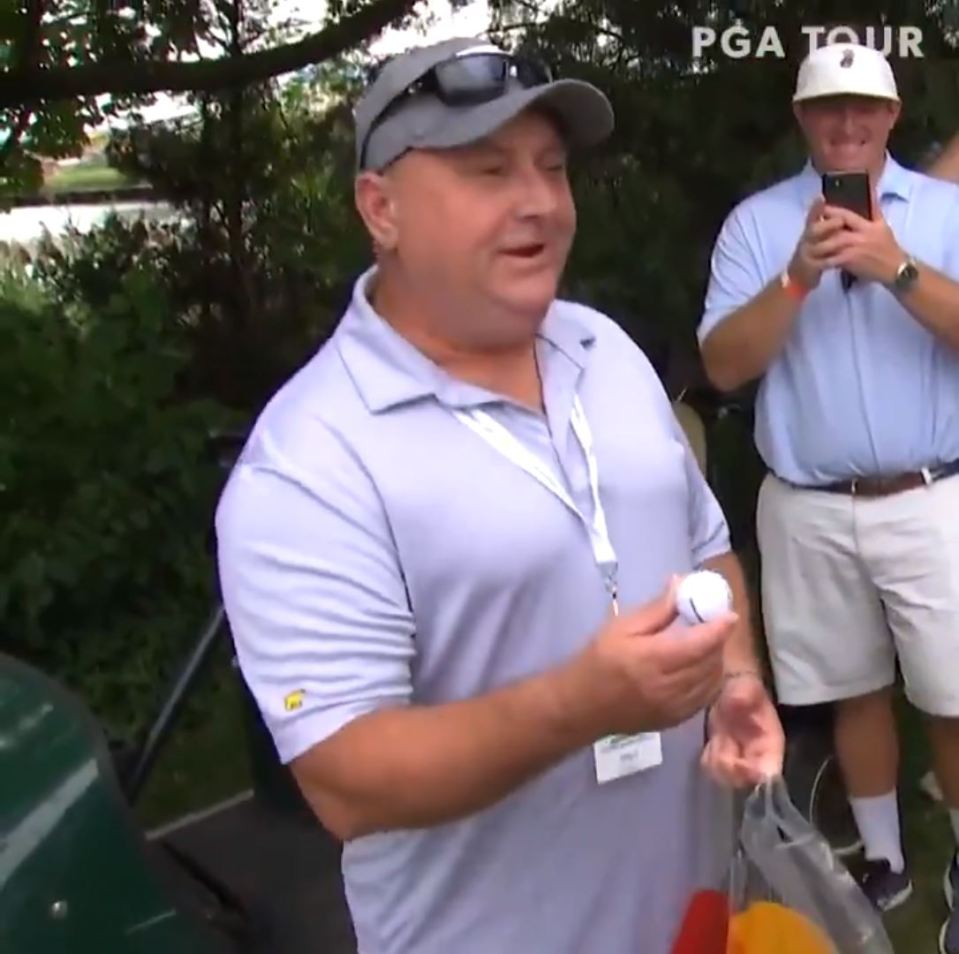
xmin=0 ymin=200 xmax=174 ymax=252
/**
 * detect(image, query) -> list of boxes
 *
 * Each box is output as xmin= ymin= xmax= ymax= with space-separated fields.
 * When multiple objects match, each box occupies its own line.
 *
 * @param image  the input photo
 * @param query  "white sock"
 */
xmin=850 ymin=792 xmax=905 ymax=873
xmin=950 ymin=808 xmax=959 ymax=853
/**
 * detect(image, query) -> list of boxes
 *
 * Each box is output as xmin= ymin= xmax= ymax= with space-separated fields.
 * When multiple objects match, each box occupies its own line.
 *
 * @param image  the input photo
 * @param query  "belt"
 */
xmin=795 ymin=459 xmax=959 ymax=497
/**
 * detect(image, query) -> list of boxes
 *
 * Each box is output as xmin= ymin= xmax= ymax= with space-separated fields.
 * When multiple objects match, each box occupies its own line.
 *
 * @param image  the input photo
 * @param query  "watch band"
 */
xmin=892 ymin=256 xmax=919 ymax=292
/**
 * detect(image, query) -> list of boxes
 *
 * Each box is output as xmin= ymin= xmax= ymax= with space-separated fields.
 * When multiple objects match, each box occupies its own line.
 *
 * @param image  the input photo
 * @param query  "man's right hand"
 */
xmin=788 ymin=197 xmax=847 ymax=291
xmin=562 ymin=579 xmax=736 ymax=738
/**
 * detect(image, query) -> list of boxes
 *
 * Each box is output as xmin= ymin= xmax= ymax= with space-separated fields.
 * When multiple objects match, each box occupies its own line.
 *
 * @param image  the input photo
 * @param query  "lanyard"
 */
xmin=453 ymin=396 xmax=619 ymax=614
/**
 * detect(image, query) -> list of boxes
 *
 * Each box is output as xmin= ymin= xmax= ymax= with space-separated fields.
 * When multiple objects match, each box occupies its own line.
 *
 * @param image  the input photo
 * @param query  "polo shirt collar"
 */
xmin=795 ymin=152 xmax=913 ymax=204
xmin=877 ymin=155 xmax=913 ymax=200
xmin=336 ymin=266 xmax=595 ymax=414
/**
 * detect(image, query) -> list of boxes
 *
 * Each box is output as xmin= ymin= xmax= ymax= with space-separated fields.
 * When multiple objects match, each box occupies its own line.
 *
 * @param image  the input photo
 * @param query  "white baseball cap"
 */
xmin=793 ymin=42 xmax=899 ymax=103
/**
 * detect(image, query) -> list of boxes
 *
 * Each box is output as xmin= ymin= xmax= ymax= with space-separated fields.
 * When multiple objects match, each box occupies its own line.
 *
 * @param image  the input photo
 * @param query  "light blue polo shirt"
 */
xmin=216 ymin=267 xmax=733 ymax=954
xmin=699 ymin=155 xmax=959 ymax=485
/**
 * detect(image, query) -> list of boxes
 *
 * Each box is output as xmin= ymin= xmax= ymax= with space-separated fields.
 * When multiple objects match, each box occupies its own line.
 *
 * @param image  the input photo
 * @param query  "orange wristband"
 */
xmin=780 ymin=269 xmax=808 ymax=302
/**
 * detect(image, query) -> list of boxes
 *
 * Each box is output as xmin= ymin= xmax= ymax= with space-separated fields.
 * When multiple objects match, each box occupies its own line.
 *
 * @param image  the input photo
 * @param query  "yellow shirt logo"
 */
xmin=284 ymin=689 xmax=305 ymax=712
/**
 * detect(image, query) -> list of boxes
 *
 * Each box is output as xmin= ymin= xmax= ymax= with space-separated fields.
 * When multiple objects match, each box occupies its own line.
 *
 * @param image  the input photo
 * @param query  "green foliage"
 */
xmin=106 ymin=68 xmax=369 ymax=411
xmin=2 ymin=44 xmax=370 ymax=736
xmin=0 ymin=0 xmax=423 ymax=201
xmin=1 ymin=0 xmax=210 ymax=199
xmin=0 ymin=248 xmax=234 ymax=737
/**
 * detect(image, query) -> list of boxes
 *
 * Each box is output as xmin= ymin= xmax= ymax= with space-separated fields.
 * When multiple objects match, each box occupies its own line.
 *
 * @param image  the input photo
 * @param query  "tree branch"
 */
xmin=0 ymin=0 xmax=45 ymax=167
xmin=493 ymin=10 xmax=627 ymax=51
xmin=0 ymin=0 xmax=417 ymax=108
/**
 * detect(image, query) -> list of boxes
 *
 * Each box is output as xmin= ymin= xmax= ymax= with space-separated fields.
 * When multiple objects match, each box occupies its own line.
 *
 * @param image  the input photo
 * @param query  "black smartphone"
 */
xmin=821 ymin=172 xmax=871 ymax=290
xmin=821 ymin=171 xmax=872 ymax=220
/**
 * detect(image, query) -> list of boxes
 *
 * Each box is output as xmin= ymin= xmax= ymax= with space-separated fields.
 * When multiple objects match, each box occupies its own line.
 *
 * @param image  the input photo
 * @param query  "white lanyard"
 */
xmin=453 ymin=396 xmax=619 ymax=613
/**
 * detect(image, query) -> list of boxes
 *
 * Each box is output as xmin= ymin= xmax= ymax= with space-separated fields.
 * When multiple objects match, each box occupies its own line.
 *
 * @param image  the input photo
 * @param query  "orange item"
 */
xmin=780 ymin=269 xmax=809 ymax=301
xmin=726 ymin=901 xmax=835 ymax=954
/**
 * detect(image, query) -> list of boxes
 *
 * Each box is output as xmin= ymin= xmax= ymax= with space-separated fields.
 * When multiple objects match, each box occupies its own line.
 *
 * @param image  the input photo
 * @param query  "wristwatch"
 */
xmin=890 ymin=256 xmax=919 ymax=294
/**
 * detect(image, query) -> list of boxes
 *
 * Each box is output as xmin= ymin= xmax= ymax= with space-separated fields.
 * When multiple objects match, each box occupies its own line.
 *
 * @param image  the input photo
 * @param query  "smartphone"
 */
xmin=821 ymin=172 xmax=871 ymax=290
xmin=821 ymin=171 xmax=872 ymax=219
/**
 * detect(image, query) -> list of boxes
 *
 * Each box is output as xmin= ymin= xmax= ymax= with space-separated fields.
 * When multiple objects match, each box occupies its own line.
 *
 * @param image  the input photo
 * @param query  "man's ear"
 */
xmin=886 ymin=100 xmax=902 ymax=130
xmin=355 ymin=171 xmax=399 ymax=252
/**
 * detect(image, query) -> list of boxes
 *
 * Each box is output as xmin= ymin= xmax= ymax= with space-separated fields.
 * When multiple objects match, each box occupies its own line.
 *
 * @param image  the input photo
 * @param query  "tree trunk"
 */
xmin=225 ymin=0 xmax=249 ymax=338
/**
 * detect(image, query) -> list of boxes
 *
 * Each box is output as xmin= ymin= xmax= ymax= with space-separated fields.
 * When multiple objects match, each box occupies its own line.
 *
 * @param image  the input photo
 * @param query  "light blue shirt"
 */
xmin=699 ymin=155 xmax=959 ymax=485
xmin=215 ymin=268 xmax=733 ymax=954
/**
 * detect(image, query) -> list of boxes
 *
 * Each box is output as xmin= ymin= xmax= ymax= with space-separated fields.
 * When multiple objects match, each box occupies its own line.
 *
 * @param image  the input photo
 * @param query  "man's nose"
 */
xmin=515 ymin=165 xmax=561 ymax=217
xmin=837 ymin=107 xmax=859 ymax=134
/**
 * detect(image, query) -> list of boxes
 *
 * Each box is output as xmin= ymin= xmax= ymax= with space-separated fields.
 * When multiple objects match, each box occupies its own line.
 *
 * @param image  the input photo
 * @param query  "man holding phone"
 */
xmin=698 ymin=41 xmax=959 ymax=954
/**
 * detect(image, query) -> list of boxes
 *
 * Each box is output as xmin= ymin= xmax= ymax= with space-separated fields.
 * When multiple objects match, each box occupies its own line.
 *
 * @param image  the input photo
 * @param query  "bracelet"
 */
xmin=780 ymin=268 xmax=808 ymax=302
xmin=704 ymin=670 xmax=766 ymax=737
xmin=723 ymin=668 xmax=763 ymax=683
xmin=716 ymin=669 xmax=766 ymax=701
xmin=704 ymin=670 xmax=766 ymax=728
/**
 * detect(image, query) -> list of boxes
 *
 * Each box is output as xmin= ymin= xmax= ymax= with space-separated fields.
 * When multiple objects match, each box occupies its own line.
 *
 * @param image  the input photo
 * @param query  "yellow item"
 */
xmin=283 ymin=689 xmax=305 ymax=711
xmin=726 ymin=901 xmax=835 ymax=954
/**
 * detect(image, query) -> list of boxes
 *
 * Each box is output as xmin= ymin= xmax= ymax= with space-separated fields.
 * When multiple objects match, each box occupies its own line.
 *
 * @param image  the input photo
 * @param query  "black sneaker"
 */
xmin=859 ymin=858 xmax=913 ymax=912
xmin=946 ymin=851 xmax=959 ymax=909
xmin=940 ymin=853 xmax=959 ymax=954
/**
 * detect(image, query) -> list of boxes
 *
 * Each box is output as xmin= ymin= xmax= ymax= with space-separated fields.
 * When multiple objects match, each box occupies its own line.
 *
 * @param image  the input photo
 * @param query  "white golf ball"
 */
xmin=676 ymin=570 xmax=732 ymax=625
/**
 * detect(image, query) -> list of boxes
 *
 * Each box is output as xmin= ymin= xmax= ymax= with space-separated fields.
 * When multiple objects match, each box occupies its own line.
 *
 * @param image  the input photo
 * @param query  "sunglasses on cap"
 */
xmin=361 ymin=52 xmax=553 ymax=167
xmin=407 ymin=52 xmax=551 ymax=104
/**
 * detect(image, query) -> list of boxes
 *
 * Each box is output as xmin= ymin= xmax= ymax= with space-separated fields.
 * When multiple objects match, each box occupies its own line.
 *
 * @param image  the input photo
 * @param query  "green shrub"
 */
xmin=0 ymin=260 xmax=234 ymax=737
xmin=106 ymin=78 xmax=369 ymax=414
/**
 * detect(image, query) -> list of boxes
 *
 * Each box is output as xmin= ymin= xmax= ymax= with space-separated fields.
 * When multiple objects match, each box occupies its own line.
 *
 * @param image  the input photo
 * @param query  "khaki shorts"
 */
xmin=756 ymin=472 xmax=959 ymax=716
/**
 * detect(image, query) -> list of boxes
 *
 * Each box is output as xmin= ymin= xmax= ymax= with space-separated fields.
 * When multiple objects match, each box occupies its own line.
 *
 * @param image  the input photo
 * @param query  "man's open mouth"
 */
xmin=504 ymin=243 xmax=546 ymax=258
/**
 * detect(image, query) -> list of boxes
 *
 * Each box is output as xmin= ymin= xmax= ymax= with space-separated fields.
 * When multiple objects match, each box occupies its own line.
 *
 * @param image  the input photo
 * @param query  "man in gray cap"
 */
xmin=217 ymin=36 xmax=783 ymax=953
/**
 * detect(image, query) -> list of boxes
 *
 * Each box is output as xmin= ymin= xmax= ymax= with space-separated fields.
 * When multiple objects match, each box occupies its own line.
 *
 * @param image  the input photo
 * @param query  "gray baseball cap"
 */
xmin=354 ymin=37 xmax=614 ymax=171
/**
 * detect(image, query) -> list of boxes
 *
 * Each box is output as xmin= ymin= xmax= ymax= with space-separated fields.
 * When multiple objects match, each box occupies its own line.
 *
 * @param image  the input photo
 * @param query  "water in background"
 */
xmin=0 ymin=200 xmax=175 ymax=253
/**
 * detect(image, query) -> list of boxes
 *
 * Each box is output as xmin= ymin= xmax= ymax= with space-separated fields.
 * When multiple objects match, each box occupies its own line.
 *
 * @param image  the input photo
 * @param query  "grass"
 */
xmin=133 ymin=654 xmax=252 ymax=831
xmin=44 ymin=163 xmax=138 ymax=193
xmin=883 ymin=697 xmax=954 ymax=952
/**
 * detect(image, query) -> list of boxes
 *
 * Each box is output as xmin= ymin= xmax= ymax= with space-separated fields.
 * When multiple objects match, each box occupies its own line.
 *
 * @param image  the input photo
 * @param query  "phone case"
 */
xmin=821 ymin=173 xmax=872 ymax=220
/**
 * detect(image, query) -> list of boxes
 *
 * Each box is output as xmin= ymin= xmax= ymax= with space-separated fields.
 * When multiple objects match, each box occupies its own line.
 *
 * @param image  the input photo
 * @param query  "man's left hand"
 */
xmin=701 ymin=673 xmax=785 ymax=788
xmin=819 ymin=200 xmax=904 ymax=284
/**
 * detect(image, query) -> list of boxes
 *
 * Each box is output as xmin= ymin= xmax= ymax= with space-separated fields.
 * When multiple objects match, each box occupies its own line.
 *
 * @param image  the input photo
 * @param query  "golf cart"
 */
xmin=0 ymin=623 xmax=358 ymax=954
